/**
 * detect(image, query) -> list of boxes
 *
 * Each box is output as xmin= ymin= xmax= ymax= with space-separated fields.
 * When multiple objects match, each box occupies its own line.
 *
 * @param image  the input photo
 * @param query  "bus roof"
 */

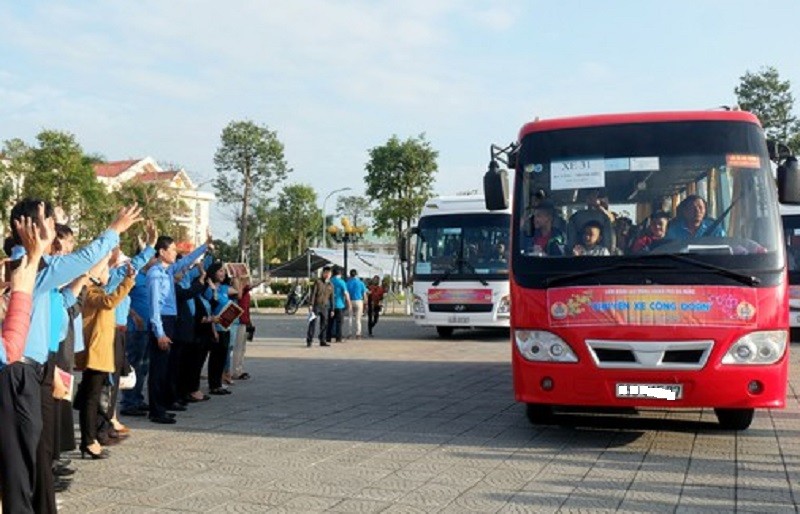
xmin=519 ymin=110 xmax=761 ymax=139
xmin=420 ymin=195 xmax=510 ymax=217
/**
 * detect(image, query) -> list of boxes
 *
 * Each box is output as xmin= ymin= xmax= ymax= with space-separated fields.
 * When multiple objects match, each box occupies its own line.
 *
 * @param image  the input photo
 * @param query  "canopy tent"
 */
xmin=267 ymin=248 xmax=401 ymax=280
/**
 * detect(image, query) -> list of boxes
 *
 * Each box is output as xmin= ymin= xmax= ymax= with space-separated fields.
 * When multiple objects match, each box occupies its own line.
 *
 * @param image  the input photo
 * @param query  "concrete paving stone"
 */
xmin=677 ymin=485 xmax=735 ymax=506
xmin=208 ymin=501 xmax=278 ymax=513
xmin=269 ymin=494 xmax=342 ymax=512
xmin=355 ymin=487 xmax=408 ymax=502
xmin=736 ymin=487 xmax=795 ymax=502
xmin=497 ymin=491 xmax=562 ymax=513
xmin=363 ymin=475 xmax=428 ymax=492
xmin=85 ymin=503 xmax=157 ymax=513
xmin=327 ymin=498 xmax=393 ymax=513
xmin=380 ymin=504 xmax=434 ymax=514
xmin=165 ymin=486 xmax=240 ymax=511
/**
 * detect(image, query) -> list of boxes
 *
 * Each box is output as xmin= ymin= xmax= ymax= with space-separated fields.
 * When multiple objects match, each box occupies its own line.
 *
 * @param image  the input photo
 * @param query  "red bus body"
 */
xmin=506 ymin=111 xmax=789 ymax=426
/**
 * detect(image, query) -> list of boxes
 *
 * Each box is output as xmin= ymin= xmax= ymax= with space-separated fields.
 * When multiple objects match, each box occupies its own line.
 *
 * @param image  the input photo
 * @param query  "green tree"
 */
xmin=110 ymin=180 xmax=190 ymax=252
xmin=735 ymin=66 xmax=800 ymax=149
xmin=213 ymin=120 xmax=291 ymax=262
xmin=21 ymin=130 xmax=109 ymax=237
xmin=364 ymin=133 xmax=437 ymax=238
xmin=335 ymin=195 xmax=372 ymax=229
xmin=0 ymin=138 xmax=32 ymax=224
xmin=272 ymin=184 xmax=322 ymax=260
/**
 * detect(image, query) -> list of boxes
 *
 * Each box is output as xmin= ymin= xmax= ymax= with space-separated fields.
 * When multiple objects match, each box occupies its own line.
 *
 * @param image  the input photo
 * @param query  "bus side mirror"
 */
xmin=483 ymin=160 xmax=509 ymax=210
xmin=778 ymin=157 xmax=800 ymax=204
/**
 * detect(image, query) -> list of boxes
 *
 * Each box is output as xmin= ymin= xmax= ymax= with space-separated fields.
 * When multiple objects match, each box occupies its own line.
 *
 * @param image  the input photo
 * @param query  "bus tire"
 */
xmin=436 ymin=326 xmax=454 ymax=338
xmin=525 ymin=403 xmax=555 ymax=425
xmin=714 ymin=408 xmax=754 ymax=430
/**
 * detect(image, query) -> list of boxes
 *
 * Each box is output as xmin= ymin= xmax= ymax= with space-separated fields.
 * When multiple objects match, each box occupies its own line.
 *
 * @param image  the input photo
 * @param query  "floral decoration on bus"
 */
xmin=548 ymin=286 xmax=758 ymax=326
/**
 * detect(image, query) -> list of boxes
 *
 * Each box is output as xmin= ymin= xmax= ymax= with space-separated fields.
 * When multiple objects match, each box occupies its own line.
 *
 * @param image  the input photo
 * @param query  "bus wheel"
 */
xmin=525 ymin=403 xmax=554 ymax=425
xmin=714 ymin=408 xmax=754 ymax=430
xmin=436 ymin=326 xmax=454 ymax=338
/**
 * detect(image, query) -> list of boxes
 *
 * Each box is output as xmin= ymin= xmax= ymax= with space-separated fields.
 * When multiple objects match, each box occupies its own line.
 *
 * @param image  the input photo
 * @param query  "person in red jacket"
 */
xmin=630 ymin=211 xmax=670 ymax=253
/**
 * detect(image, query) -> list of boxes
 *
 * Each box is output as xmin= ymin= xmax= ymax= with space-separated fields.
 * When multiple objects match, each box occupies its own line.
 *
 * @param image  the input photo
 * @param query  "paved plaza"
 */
xmin=54 ymin=315 xmax=800 ymax=513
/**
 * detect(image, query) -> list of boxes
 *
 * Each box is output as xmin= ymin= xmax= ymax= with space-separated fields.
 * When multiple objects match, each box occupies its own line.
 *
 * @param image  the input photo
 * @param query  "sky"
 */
xmin=2 ymin=0 xmax=800 ymax=240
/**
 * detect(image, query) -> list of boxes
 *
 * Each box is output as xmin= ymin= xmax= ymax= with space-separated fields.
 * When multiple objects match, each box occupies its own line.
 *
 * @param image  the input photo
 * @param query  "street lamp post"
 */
xmin=321 ymin=187 xmax=352 ymax=247
xmin=327 ymin=217 xmax=366 ymax=274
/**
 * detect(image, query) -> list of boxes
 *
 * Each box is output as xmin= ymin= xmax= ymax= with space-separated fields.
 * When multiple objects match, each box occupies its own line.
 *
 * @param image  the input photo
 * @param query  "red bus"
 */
xmin=484 ymin=110 xmax=799 ymax=430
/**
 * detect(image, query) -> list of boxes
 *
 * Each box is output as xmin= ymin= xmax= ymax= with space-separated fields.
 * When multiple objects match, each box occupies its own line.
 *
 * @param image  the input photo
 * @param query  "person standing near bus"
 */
xmin=346 ymin=269 xmax=367 ymax=340
xmin=367 ymin=275 xmax=385 ymax=337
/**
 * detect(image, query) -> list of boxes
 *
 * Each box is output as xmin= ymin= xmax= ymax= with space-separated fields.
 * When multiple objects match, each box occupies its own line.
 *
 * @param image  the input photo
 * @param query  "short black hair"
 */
xmin=206 ymin=260 xmax=225 ymax=282
xmin=651 ymin=211 xmax=670 ymax=221
xmin=155 ymin=235 xmax=175 ymax=253
xmin=349 ymin=269 xmax=357 ymax=277
xmin=533 ymin=200 xmax=555 ymax=218
xmin=322 ymin=265 xmax=332 ymax=272
xmin=582 ymin=220 xmax=603 ymax=232
xmin=9 ymin=198 xmax=55 ymax=245
xmin=331 ymin=266 xmax=341 ymax=276
xmin=56 ymin=224 xmax=73 ymax=239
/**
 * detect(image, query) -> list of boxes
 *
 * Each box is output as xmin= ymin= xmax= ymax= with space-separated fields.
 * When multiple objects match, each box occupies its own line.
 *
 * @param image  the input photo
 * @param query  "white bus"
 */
xmin=781 ymin=203 xmax=800 ymax=329
xmin=410 ymin=195 xmax=511 ymax=337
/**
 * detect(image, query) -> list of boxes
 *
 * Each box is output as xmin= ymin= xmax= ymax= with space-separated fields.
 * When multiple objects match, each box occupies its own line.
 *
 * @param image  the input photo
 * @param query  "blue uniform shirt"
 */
xmin=346 ymin=278 xmax=367 ymax=302
xmin=331 ymin=276 xmax=348 ymax=310
xmin=666 ymin=218 xmax=726 ymax=240
xmin=127 ymin=271 xmax=151 ymax=332
xmin=106 ymin=246 xmax=156 ymax=326
xmin=148 ymin=244 xmax=208 ymax=339
xmin=17 ymin=229 xmax=120 ymax=365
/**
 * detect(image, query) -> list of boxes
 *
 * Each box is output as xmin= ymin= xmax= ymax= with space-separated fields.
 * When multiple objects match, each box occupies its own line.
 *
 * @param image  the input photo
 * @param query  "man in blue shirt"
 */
xmin=326 ymin=266 xmax=351 ymax=343
xmin=146 ymin=234 xmax=211 ymax=424
xmin=666 ymin=195 xmax=726 ymax=240
xmin=0 ymin=199 xmax=142 ymax=514
xmin=346 ymin=269 xmax=367 ymax=339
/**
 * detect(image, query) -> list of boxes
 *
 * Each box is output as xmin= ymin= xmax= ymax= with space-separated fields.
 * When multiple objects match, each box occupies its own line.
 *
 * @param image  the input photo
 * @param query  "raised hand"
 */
xmin=109 ymin=204 xmax=144 ymax=235
xmin=10 ymin=215 xmax=43 ymax=294
xmin=145 ymin=220 xmax=158 ymax=247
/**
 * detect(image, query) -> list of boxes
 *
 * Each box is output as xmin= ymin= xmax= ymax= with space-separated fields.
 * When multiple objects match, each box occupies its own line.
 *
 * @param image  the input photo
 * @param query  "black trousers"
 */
xmin=326 ymin=307 xmax=344 ymax=342
xmin=78 ymin=369 xmax=107 ymax=448
xmin=32 ymin=357 xmax=57 ymax=514
xmin=148 ymin=316 xmax=176 ymax=418
xmin=306 ymin=306 xmax=329 ymax=343
xmin=167 ymin=338 xmax=186 ymax=405
xmin=180 ymin=340 xmax=209 ymax=397
xmin=0 ymin=361 xmax=44 ymax=514
xmin=208 ymin=331 xmax=230 ymax=391
xmin=367 ymin=302 xmax=381 ymax=334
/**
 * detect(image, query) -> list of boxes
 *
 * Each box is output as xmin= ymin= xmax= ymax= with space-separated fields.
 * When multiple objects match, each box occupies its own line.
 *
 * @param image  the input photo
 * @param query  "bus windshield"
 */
xmin=514 ymin=120 xmax=784 ymax=287
xmin=415 ymin=213 xmax=510 ymax=279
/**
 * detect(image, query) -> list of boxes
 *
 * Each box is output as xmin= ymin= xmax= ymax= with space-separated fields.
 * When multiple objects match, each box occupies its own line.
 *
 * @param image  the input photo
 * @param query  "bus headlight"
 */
xmin=497 ymin=295 xmax=511 ymax=315
xmin=412 ymin=295 xmax=425 ymax=314
xmin=722 ymin=331 xmax=787 ymax=365
xmin=515 ymin=330 xmax=578 ymax=363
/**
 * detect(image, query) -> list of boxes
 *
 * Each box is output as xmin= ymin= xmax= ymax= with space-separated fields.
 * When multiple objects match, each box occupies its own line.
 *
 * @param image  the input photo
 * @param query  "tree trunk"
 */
xmin=238 ymin=166 xmax=251 ymax=262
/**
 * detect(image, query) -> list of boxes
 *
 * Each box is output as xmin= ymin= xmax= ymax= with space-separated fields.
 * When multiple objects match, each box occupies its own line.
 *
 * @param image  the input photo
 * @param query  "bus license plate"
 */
xmin=447 ymin=316 xmax=470 ymax=324
xmin=616 ymin=383 xmax=682 ymax=400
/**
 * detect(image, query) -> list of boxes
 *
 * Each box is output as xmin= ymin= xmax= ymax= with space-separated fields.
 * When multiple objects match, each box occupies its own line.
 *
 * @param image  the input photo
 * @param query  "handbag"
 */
xmin=245 ymin=323 xmax=256 ymax=341
xmin=119 ymin=367 xmax=137 ymax=390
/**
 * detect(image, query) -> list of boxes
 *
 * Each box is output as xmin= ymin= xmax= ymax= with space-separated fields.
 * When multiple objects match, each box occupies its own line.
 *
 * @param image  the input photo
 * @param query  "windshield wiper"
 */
xmin=431 ymin=258 xmax=489 ymax=286
xmin=640 ymin=253 xmax=761 ymax=286
xmin=459 ymin=259 xmax=489 ymax=286
xmin=544 ymin=262 xmax=672 ymax=288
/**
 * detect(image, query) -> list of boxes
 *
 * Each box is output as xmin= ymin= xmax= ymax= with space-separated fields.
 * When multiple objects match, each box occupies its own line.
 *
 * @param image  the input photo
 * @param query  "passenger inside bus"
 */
xmin=572 ymin=220 xmax=610 ymax=256
xmin=567 ymin=189 xmax=616 ymax=251
xmin=630 ymin=211 xmax=670 ymax=253
xmin=665 ymin=195 xmax=726 ymax=239
xmin=526 ymin=200 xmax=566 ymax=256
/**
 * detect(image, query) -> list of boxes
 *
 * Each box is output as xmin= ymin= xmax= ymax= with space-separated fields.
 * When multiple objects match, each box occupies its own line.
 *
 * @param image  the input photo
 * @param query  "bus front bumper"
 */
xmin=513 ymin=359 xmax=788 ymax=410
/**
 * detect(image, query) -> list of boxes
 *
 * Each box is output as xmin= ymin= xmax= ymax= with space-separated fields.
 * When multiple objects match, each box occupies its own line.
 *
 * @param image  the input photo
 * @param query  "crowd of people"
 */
xmin=527 ymin=190 xmax=725 ymax=257
xmin=305 ymin=266 xmax=386 ymax=346
xmin=0 ymin=198 xmax=255 ymax=513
